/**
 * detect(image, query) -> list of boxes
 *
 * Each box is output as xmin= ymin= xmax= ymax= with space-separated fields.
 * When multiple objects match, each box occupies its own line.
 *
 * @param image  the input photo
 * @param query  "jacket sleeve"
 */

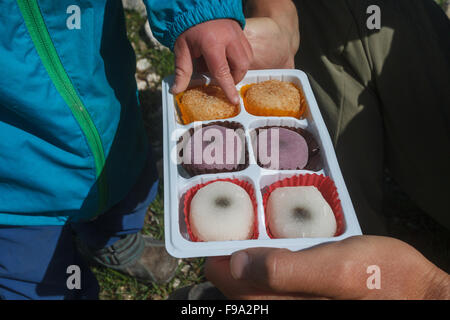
xmin=143 ymin=0 xmax=246 ymax=51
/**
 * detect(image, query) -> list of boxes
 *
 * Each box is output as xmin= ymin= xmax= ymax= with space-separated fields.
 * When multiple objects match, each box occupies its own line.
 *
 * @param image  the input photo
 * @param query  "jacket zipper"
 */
xmin=17 ymin=0 xmax=108 ymax=216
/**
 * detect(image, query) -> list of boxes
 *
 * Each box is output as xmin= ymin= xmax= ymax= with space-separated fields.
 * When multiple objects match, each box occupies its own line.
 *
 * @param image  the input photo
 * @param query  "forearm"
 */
xmin=244 ymin=0 xmax=299 ymax=55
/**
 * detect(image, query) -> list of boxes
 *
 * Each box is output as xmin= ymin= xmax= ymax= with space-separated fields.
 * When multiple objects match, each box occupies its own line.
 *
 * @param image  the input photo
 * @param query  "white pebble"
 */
xmin=136 ymin=79 xmax=147 ymax=91
xmin=146 ymin=72 xmax=160 ymax=84
xmin=181 ymin=265 xmax=190 ymax=274
xmin=136 ymin=58 xmax=151 ymax=72
xmin=172 ymin=278 xmax=181 ymax=289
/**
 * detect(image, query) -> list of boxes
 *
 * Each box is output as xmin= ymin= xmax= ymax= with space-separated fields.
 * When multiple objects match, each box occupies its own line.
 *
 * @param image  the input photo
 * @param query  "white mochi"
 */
xmin=190 ymin=181 xmax=254 ymax=241
xmin=267 ymin=186 xmax=336 ymax=238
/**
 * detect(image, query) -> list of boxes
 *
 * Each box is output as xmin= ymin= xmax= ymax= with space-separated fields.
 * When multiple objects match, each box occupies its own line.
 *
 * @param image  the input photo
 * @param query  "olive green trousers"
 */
xmin=294 ymin=0 xmax=450 ymax=234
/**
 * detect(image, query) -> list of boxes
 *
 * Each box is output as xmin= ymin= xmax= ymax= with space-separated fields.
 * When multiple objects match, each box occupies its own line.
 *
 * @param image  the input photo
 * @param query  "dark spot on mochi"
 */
xmin=215 ymin=197 xmax=231 ymax=208
xmin=292 ymin=207 xmax=310 ymax=222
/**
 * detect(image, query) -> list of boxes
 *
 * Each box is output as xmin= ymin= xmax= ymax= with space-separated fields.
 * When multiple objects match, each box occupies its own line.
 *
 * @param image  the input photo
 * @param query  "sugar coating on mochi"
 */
xmin=267 ymin=186 xmax=336 ymax=238
xmin=189 ymin=181 xmax=254 ymax=241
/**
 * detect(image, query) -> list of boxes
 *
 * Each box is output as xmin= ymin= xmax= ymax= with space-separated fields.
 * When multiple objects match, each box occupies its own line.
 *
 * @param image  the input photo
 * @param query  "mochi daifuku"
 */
xmin=189 ymin=181 xmax=255 ymax=241
xmin=242 ymin=79 xmax=305 ymax=118
xmin=266 ymin=186 xmax=337 ymax=238
xmin=256 ymin=127 xmax=309 ymax=170
xmin=180 ymin=123 xmax=247 ymax=175
xmin=177 ymin=85 xmax=239 ymax=124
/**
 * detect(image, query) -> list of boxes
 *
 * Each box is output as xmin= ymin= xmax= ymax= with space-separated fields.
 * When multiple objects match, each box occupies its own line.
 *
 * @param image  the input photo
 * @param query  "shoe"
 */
xmin=77 ymin=232 xmax=179 ymax=285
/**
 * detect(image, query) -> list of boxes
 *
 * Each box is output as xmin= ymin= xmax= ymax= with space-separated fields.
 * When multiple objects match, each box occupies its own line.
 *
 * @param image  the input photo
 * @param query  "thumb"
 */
xmin=229 ymin=244 xmax=353 ymax=297
xmin=230 ymin=248 xmax=299 ymax=293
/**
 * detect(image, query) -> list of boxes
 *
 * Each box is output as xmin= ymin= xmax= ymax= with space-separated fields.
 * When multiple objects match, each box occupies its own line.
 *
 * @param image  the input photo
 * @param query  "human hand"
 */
xmin=171 ymin=19 xmax=252 ymax=105
xmin=205 ymin=236 xmax=450 ymax=300
xmin=244 ymin=17 xmax=297 ymax=69
xmin=243 ymin=0 xmax=299 ymax=69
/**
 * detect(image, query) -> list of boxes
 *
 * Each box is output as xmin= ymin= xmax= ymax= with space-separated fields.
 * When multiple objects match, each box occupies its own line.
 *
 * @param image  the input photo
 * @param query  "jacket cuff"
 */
xmin=164 ymin=1 xmax=246 ymax=51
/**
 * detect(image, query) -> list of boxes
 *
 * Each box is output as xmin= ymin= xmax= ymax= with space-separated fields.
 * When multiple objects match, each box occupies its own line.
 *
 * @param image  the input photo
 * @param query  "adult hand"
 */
xmin=205 ymin=236 xmax=450 ymax=299
xmin=244 ymin=17 xmax=297 ymax=69
xmin=243 ymin=0 xmax=299 ymax=69
xmin=171 ymin=19 xmax=252 ymax=105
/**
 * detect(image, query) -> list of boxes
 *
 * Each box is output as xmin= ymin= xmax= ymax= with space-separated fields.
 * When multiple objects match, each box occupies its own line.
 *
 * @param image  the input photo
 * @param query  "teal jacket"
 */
xmin=0 ymin=0 xmax=245 ymax=226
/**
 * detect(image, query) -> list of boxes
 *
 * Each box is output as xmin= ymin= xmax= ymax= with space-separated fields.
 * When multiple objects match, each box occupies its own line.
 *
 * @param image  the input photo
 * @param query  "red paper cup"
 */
xmin=183 ymin=178 xmax=259 ymax=242
xmin=262 ymin=174 xmax=345 ymax=238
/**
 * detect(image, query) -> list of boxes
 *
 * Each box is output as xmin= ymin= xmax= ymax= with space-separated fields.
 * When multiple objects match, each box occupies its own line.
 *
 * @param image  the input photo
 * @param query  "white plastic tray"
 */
xmin=162 ymin=69 xmax=362 ymax=258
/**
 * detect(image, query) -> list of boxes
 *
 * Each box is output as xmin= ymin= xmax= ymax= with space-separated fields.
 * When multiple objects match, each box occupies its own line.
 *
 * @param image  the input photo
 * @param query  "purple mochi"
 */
xmin=182 ymin=125 xmax=245 ymax=172
xmin=256 ymin=127 xmax=308 ymax=170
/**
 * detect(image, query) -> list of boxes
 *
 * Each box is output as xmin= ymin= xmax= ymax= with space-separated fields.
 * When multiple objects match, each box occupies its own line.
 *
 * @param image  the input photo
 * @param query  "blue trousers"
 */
xmin=0 ymin=150 xmax=159 ymax=300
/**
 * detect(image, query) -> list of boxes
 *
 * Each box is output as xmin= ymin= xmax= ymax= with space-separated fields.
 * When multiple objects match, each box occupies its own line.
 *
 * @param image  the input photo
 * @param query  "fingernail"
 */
xmin=230 ymin=251 xmax=249 ymax=280
xmin=170 ymin=84 xmax=178 ymax=94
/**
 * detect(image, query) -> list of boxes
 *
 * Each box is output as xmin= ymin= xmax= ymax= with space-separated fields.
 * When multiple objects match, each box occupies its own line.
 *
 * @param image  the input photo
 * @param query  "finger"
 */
xmin=171 ymin=38 xmax=193 ymax=94
xmin=228 ymin=241 xmax=364 ymax=298
xmin=226 ymin=40 xmax=250 ymax=84
xmin=205 ymin=256 xmax=250 ymax=299
xmin=202 ymin=45 xmax=240 ymax=105
xmin=205 ymin=256 xmax=327 ymax=300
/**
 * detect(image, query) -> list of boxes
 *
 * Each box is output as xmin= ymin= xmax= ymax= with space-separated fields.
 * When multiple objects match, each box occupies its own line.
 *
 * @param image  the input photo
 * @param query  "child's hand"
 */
xmin=171 ymin=19 xmax=252 ymax=105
